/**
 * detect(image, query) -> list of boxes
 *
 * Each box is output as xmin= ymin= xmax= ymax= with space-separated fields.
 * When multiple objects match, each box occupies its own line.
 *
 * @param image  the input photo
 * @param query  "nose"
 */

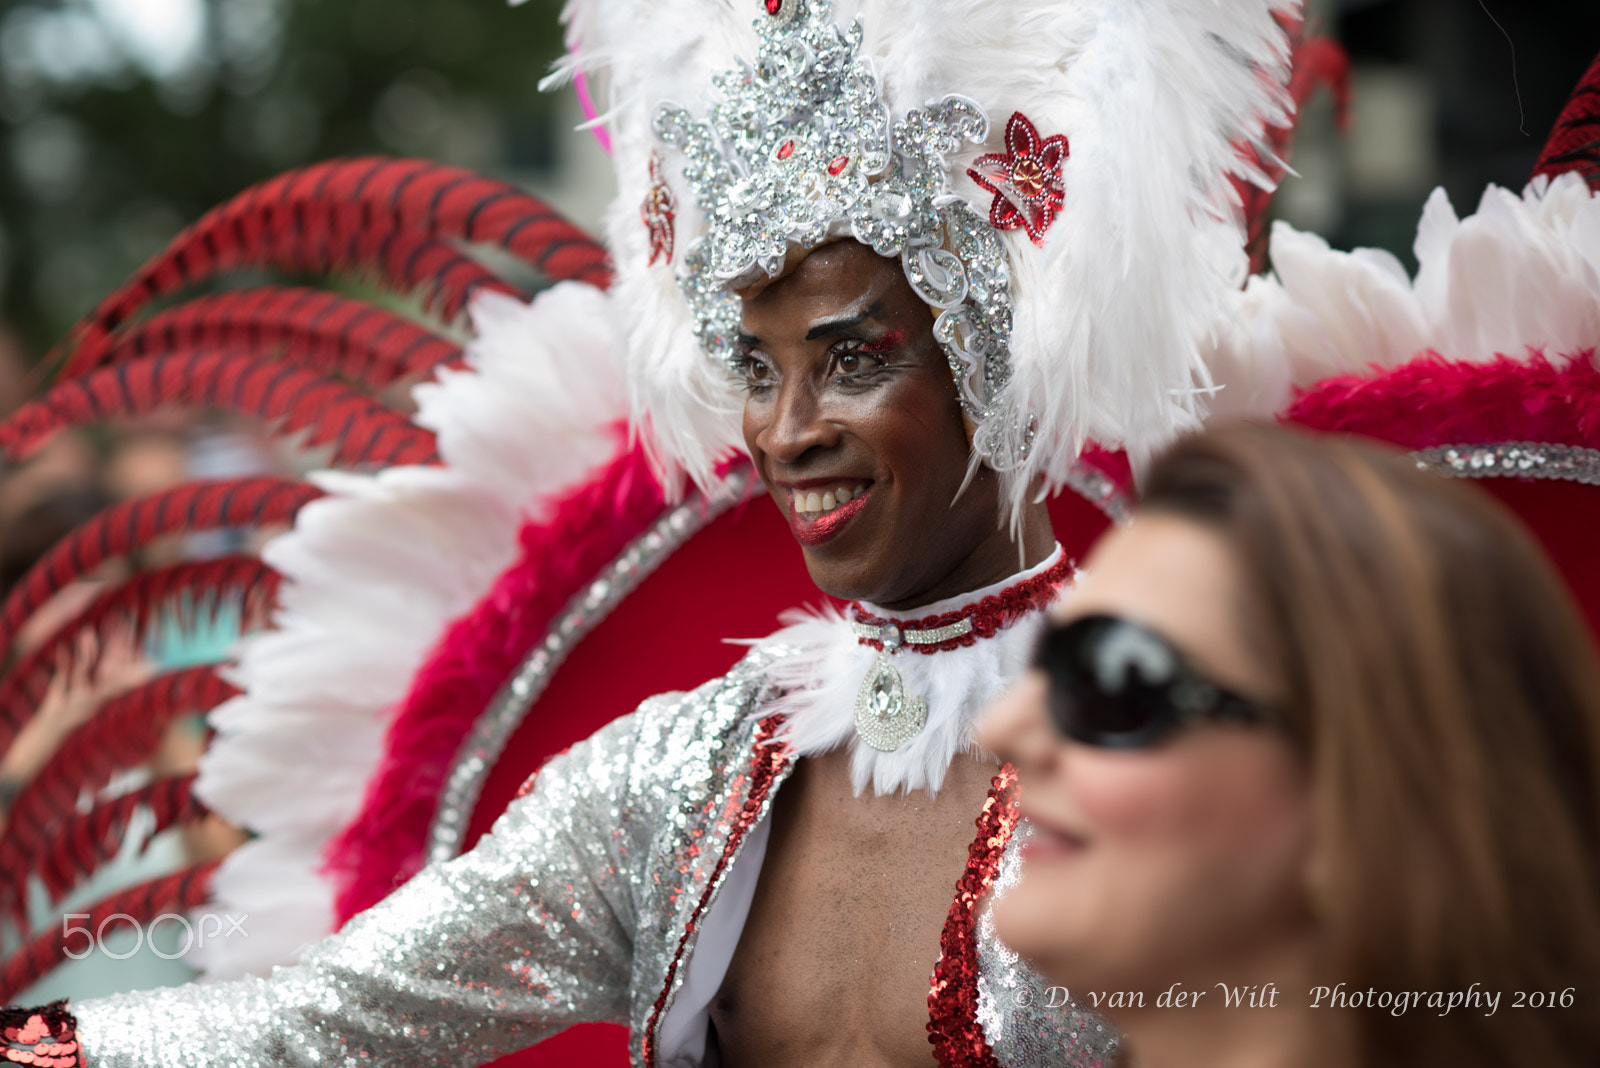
xmin=978 ymin=672 xmax=1065 ymax=773
xmin=753 ymin=377 xmax=840 ymax=465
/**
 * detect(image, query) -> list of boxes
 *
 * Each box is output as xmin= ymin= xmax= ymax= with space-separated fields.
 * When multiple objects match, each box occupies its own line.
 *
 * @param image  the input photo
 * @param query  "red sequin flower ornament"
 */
xmin=967 ymin=111 xmax=1069 ymax=247
xmin=641 ymin=150 xmax=677 ymax=266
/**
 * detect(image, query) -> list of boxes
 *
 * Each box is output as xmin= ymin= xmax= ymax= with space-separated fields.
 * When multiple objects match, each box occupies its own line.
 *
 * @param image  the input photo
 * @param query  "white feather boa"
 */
xmin=753 ymin=546 xmax=1066 ymax=797
xmin=188 ymin=283 xmax=631 ymax=979
xmin=1205 ymin=172 xmax=1600 ymax=417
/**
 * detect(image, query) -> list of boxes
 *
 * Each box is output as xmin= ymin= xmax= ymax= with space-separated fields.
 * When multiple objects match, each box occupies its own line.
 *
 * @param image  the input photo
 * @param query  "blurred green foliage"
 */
xmin=0 ymin=0 xmax=566 ymax=358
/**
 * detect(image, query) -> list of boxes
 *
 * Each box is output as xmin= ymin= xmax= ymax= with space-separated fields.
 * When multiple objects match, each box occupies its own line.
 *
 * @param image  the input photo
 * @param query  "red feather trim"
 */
xmin=1533 ymin=50 xmax=1600 ymax=190
xmin=0 ymin=558 xmax=275 ymax=751
xmin=29 ymin=775 xmax=210 ymax=914
xmin=1234 ymin=18 xmax=1350 ymax=275
xmin=0 ymin=860 xmax=219 ymax=1002
xmin=66 ymin=287 xmax=464 ymax=388
xmin=322 ymin=430 xmax=673 ymax=921
xmin=0 ymin=477 xmax=320 ymax=655
xmin=58 ymin=158 xmax=611 ymax=376
xmin=0 ymin=351 xmax=440 ymax=467
xmin=1285 ymin=350 xmax=1600 ymax=449
xmin=0 ymin=668 xmax=235 ymax=922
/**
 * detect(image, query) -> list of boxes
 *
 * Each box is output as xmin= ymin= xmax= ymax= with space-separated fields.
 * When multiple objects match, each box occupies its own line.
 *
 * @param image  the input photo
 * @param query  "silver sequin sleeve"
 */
xmin=71 ymin=705 xmax=662 ymax=1066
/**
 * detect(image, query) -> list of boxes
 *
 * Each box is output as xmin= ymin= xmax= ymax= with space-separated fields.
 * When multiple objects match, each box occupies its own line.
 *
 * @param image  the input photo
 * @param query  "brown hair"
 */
xmin=1140 ymin=421 xmax=1600 ymax=1068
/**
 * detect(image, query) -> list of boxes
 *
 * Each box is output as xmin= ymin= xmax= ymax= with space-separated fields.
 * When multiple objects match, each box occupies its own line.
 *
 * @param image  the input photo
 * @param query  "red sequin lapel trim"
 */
xmin=643 ymin=714 xmax=792 ymax=1067
xmin=852 ymin=555 xmax=1073 ymax=655
xmin=927 ymin=764 xmax=1021 ymax=1066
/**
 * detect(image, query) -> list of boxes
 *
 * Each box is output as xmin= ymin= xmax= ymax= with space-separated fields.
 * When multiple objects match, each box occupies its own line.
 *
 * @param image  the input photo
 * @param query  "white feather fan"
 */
xmin=1205 ymin=172 xmax=1600 ymax=417
xmin=190 ymin=283 xmax=630 ymax=979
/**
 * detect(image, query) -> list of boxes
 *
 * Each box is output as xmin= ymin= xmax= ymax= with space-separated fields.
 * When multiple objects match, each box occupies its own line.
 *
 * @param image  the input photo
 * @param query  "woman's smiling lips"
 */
xmin=780 ymin=479 xmax=874 ymax=546
xmin=1021 ymin=810 xmax=1091 ymax=862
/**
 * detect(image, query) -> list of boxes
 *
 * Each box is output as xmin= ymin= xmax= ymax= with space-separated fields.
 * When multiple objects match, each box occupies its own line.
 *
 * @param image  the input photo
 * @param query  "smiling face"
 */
xmin=736 ymin=240 xmax=1047 ymax=608
xmin=978 ymin=513 xmax=1315 ymax=995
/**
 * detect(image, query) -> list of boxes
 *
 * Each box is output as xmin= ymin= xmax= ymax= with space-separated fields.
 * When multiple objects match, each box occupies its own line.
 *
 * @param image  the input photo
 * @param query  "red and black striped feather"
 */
xmin=68 ymin=287 xmax=464 ymax=387
xmin=62 ymin=231 xmax=511 ymax=380
xmin=1234 ymin=22 xmax=1350 ymax=275
xmin=24 ymin=774 xmax=209 ymax=915
xmin=0 ymin=860 xmax=220 ymax=1001
xmin=0 ymin=351 xmax=439 ymax=467
xmin=1533 ymin=49 xmax=1600 ymax=189
xmin=0 ymin=477 xmax=321 ymax=656
xmin=0 ymin=558 xmax=275 ymax=750
xmin=0 ymin=667 xmax=236 ymax=904
xmin=59 ymin=158 xmax=610 ymax=376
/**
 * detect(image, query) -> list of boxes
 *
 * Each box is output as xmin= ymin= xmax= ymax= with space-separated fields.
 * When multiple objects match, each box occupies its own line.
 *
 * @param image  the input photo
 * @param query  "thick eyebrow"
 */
xmin=804 ymin=298 xmax=881 ymax=340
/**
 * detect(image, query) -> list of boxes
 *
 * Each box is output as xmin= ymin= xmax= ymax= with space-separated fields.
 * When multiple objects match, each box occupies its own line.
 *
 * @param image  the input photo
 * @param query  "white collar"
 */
xmin=755 ymin=544 xmax=1067 ymax=797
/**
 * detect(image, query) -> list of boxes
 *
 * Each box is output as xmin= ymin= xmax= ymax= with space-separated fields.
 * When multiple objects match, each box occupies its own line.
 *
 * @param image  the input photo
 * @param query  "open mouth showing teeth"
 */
xmin=790 ymin=484 xmax=870 ymax=518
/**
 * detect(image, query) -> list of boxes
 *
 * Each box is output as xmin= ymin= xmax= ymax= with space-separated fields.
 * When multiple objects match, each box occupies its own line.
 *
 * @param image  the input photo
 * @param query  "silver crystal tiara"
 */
xmin=651 ymin=0 xmax=1030 ymax=470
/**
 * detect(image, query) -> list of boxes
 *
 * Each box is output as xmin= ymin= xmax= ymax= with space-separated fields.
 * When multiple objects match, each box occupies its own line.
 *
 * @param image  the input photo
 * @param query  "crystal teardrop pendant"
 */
xmin=853 ymin=651 xmax=929 ymax=751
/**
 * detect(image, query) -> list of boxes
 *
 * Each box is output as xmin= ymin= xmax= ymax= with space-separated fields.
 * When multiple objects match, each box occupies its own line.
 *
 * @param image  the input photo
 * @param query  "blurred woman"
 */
xmin=980 ymin=422 xmax=1600 ymax=1068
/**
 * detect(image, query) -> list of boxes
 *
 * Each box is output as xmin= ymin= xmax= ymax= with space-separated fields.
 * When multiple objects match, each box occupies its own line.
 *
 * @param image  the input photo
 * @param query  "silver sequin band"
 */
xmin=428 ymin=465 xmax=752 ymax=862
xmin=849 ymin=617 xmax=975 ymax=647
xmin=1061 ymin=457 xmax=1134 ymax=525
xmin=1412 ymin=442 xmax=1600 ymax=485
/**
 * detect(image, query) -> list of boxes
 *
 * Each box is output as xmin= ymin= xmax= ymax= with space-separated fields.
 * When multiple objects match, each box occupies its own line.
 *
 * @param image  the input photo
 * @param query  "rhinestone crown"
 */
xmin=651 ymin=0 xmax=1029 ymax=468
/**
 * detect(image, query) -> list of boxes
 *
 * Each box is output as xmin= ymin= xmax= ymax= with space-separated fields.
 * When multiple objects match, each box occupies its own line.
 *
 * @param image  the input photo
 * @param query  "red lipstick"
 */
xmin=788 ymin=489 xmax=872 ymax=547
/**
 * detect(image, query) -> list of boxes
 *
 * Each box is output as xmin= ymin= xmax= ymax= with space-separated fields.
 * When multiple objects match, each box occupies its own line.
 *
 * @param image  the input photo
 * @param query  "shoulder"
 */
xmin=623 ymin=640 xmax=802 ymax=766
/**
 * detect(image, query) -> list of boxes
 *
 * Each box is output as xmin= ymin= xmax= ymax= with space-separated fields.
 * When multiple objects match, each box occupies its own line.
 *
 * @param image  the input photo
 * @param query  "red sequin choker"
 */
xmin=847 ymin=554 xmax=1073 ymax=753
xmin=848 ymin=554 xmax=1074 ymax=655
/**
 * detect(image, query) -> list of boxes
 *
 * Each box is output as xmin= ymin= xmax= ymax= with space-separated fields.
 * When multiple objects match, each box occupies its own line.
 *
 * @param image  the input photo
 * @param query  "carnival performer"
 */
xmin=981 ymin=422 xmax=1600 ymax=1068
xmin=0 ymin=0 xmax=1303 ymax=1065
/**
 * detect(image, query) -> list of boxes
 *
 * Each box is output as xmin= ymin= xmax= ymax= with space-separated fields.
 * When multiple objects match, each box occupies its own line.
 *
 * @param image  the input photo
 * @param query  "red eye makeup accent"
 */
xmin=858 ymin=329 xmax=905 ymax=354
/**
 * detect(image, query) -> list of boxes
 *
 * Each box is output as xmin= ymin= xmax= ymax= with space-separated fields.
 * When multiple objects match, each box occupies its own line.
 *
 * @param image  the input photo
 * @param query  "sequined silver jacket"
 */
xmin=72 ymin=646 xmax=1115 ymax=1067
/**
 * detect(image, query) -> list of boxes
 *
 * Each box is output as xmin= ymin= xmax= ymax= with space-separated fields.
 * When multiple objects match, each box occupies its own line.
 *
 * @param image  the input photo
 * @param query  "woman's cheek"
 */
xmin=1064 ymin=749 xmax=1211 ymax=843
xmin=1066 ymin=736 xmax=1308 ymax=858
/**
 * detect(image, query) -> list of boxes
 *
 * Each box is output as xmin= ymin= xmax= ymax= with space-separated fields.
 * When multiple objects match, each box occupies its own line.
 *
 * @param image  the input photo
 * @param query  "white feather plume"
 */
xmin=554 ymin=0 xmax=755 ymax=493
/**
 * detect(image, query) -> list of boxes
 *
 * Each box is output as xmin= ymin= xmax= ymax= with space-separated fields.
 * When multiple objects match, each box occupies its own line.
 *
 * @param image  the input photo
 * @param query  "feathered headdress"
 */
xmin=554 ymin=0 xmax=1299 ymax=511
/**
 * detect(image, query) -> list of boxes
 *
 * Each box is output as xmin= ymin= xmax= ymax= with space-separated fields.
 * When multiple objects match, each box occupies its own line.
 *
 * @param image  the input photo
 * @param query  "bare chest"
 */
xmin=708 ymin=751 xmax=997 ymax=1067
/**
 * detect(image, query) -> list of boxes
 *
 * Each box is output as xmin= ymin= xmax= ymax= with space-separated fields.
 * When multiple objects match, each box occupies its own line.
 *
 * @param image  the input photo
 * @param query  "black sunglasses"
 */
xmin=1033 ymin=615 xmax=1273 ymax=748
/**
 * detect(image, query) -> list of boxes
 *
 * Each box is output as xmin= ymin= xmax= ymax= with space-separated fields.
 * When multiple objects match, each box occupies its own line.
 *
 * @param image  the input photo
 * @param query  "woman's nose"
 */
xmin=978 ymin=672 xmax=1063 ymax=771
